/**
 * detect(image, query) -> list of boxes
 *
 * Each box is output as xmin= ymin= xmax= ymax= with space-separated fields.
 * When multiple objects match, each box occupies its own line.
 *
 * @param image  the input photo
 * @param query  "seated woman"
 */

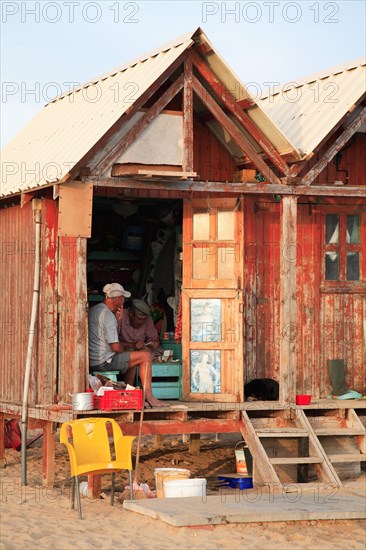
xmin=118 ymin=299 xmax=163 ymax=362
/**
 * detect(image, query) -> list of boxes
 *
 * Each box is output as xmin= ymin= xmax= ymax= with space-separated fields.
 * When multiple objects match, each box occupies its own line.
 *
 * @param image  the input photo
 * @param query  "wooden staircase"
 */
xmin=239 ymin=406 xmax=366 ymax=489
xmin=305 ymin=407 xmax=366 ymax=477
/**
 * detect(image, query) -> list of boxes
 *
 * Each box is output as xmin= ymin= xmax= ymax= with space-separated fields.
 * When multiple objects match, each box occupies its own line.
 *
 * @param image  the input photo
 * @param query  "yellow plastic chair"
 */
xmin=60 ymin=418 xmax=135 ymax=519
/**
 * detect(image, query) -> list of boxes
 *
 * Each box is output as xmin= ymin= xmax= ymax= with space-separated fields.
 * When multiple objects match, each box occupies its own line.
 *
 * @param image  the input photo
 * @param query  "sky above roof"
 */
xmin=1 ymin=0 xmax=365 ymax=147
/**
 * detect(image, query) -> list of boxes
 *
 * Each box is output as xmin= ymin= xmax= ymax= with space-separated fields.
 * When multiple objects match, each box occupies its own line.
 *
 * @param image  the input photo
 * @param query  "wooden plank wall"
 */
xmin=193 ymin=116 xmax=237 ymax=182
xmin=38 ymin=199 xmax=58 ymax=404
xmin=319 ymin=293 xmax=366 ymax=396
xmin=0 ymin=203 xmax=33 ymax=404
xmin=303 ymin=132 xmax=366 ymax=185
xmin=57 ymin=237 xmax=88 ymax=400
xmin=244 ymin=198 xmax=281 ymax=384
xmin=244 ymin=198 xmax=365 ymax=398
xmin=296 ymin=204 xmax=321 ymax=396
xmin=0 ymin=199 xmax=58 ymax=405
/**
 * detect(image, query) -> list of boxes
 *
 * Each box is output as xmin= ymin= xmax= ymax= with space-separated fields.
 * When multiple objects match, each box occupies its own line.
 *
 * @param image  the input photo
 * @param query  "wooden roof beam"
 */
xmin=90 ymin=75 xmax=184 ymax=176
xmin=87 ymin=51 xmax=188 ymax=177
xmin=189 ymin=49 xmax=291 ymax=177
xmin=192 ymin=75 xmax=283 ymax=186
xmin=237 ymin=98 xmax=256 ymax=109
xmin=301 ymin=106 xmax=366 ymax=186
xmin=83 ymin=177 xmax=365 ymax=197
xmin=183 ymin=58 xmax=194 ymax=173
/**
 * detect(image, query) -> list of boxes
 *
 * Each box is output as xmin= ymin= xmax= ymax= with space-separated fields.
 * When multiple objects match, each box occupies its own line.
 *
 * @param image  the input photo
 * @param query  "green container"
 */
xmin=152 ymin=363 xmax=182 ymax=377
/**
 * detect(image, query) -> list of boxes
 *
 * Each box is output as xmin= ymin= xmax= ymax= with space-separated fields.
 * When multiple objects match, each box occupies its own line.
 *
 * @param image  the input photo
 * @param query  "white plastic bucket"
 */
xmin=79 ymin=481 xmax=89 ymax=498
xmin=163 ymin=478 xmax=207 ymax=498
xmin=72 ymin=392 xmax=94 ymax=411
xmin=154 ymin=468 xmax=190 ymax=498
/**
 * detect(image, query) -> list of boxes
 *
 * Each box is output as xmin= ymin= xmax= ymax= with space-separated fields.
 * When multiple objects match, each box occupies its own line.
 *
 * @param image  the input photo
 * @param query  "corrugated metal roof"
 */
xmin=1 ymin=27 xmax=296 ymax=198
xmin=258 ymin=57 xmax=366 ymax=157
xmin=0 ymin=33 xmax=193 ymax=197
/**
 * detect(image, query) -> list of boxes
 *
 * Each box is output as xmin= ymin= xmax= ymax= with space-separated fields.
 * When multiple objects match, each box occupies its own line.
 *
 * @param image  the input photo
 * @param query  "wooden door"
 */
xmin=182 ymin=198 xmax=244 ymax=401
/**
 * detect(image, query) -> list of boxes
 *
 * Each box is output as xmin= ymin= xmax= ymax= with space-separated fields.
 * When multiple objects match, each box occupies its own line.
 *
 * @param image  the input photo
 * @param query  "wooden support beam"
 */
xmin=0 ymin=416 xmax=5 ymax=468
xmin=349 ymin=409 xmax=366 ymax=454
xmin=292 ymin=185 xmax=366 ymax=197
xmin=190 ymin=49 xmax=292 ymax=176
xmin=183 ymin=57 xmax=194 ymax=173
xmin=189 ymin=433 xmax=201 ymax=454
xmin=71 ymin=50 xmax=188 ymax=179
xmin=117 ymin=419 xmax=240 ymax=436
xmin=88 ymin=474 xmax=102 ymax=499
xmin=42 ymin=421 xmax=55 ymax=487
xmin=279 ymin=196 xmax=298 ymax=404
xmin=153 ymin=434 xmax=164 ymax=448
xmin=329 ymin=454 xmax=366 ymax=463
xmin=301 ymin=106 xmax=366 ymax=186
xmin=84 ymin=177 xmax=366 ymax=197
xmin=111 ymin=167 xmax=196 ymax=178
xmin=238 ymin=413 xmax=281 ymax=485
xmin=296 ymin=410 xmax=342 ymax=486
xmin=237 ymin=98 xmax=256 ymax=110
xmin=91 ymin=75 xmax=184 ymax=176
xmin=270 ymin=457 xmax=322 ymax=464
xmin=290 ymin=162 xmax=307 ymax=177
xmin=192 ymin=75 xmax=283 ymax=186
xmin=112 ymin=164 xmax=187 ymax=176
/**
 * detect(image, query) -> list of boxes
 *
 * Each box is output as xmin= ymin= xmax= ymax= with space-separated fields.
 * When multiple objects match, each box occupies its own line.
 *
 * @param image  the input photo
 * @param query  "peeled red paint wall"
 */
xmin=244 ymin=198 xmax=366 ymax=398
xmin=57 ymin=236 xmax=88 ymax=399
xmin=0 ymin=198 xmax=58 ymax=405
xmin=193 ymin=116 xmax=237 ymax=181
xmin=304 ymin=132 xmax=366 ymax=185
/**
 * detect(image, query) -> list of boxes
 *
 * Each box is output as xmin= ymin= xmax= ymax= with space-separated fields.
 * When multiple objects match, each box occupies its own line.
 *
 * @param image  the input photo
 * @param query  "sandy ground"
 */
xmin=1 ymin=432 xmax=365 ymax=550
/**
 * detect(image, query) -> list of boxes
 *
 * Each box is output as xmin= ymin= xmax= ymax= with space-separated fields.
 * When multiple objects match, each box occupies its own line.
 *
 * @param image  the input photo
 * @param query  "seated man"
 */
xmin=118 ymin=299 xmax=163 ymax=362
xmin=88 ymin=283 xmax=168 ymax=408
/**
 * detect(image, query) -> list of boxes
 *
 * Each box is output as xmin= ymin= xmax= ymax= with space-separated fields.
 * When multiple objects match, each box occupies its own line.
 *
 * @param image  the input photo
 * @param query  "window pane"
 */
xmin=326 ymin=214 xmax=339 ymax=244
xmin=346 ymin=252 xmax=360 ymax=281
xmin=325 ymin=252 xmax=339 ymax=280
xmin=346 ymin=215 xmax=360 ymax=244
xmin=190 ymin=299 xmax=221 ymax=342
xmin=218 ymin=247 xmax=235 ymax=279
xmin=193 ymin=211 xmax=209 ymax=240
xmin=217 ymin=210 xmax=234 ymax=240
xmin=192 ymin=247 xmax=210 ymax=279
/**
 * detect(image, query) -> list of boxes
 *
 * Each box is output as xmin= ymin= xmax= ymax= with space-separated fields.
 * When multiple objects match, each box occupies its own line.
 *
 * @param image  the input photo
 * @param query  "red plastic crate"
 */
xmin=94 ymin=389 xmax=143 ymax=410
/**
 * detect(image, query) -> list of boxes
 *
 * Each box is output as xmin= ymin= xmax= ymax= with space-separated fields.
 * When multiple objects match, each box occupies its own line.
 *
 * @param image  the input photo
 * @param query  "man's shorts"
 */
xmin=91 ymin=352 xmax=131 ymax=375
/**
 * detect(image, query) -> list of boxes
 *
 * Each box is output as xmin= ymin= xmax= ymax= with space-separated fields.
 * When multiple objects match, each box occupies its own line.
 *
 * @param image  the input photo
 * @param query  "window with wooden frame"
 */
xmin=323 ymin=210 xmax=365 ymax=290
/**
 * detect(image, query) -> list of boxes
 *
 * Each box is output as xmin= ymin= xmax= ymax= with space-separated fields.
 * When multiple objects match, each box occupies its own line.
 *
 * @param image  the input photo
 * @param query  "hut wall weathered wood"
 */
xmin=1 ymin=106 xmax=364 ymax=407
xmin=0 ymin=198 xmax=58 ymax=405
xmin=57 ymin=236 xmax=88 ymax=401
xmin=303 ymin=132 xmax=366 ymax=185
xmin=244 ymin=198 xmax=365 ymax=398
xmin=193 ymin=116 xmax=236 ymax=181
xmin=243 ymin=133 xmax=366 ymax=398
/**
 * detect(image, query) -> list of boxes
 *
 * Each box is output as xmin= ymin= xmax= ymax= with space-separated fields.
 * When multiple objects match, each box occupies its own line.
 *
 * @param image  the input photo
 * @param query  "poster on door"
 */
xmin=190 ymin=350 xmax=221 ymax=393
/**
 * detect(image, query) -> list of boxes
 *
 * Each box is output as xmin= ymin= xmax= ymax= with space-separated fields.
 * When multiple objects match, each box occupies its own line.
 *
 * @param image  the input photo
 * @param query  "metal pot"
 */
xmin=72 ymin=392 xmax=94 ymax=411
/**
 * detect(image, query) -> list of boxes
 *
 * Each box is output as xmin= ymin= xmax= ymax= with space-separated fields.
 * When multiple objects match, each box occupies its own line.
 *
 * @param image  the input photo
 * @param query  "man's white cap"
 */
xmin=103 ymin=283 xmax=131 ymax=298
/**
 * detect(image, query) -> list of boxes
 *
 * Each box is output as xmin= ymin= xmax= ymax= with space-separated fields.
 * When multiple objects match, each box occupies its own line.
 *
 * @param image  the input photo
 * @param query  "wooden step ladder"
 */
xmin=238 ymin=408 xmax=344 ymax=489
xmin=305 ymin=408 xmax=366 ymax=477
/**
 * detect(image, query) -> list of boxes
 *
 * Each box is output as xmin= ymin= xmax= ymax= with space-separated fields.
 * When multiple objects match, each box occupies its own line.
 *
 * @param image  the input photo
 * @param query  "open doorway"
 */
xmin=87 ymin=195 xmax=183 ymax=341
